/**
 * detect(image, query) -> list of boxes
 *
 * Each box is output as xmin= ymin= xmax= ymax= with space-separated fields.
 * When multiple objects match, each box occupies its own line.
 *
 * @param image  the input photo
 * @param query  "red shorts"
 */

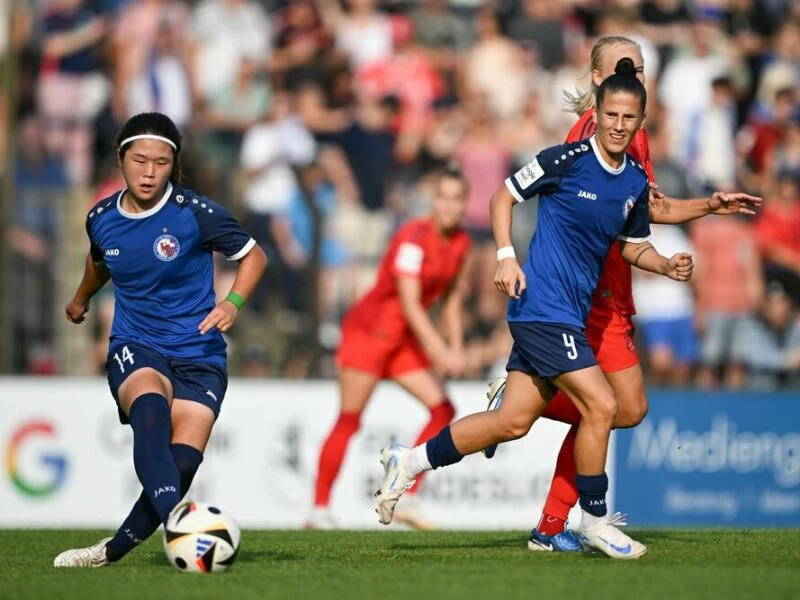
xmin=336 ymin=326 xmax=431 ymax=378
xmin=585 ymin=307 xmax=640 ymax=373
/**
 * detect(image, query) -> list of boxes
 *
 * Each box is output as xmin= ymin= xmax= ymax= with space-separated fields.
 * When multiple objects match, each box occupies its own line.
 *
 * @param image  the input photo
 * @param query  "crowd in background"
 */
xmin=1 ymin=0 xmax=799 ymax=389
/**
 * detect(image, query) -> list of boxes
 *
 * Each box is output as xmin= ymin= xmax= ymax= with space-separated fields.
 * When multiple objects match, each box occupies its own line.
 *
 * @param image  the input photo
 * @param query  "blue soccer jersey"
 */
xmin=86 ymin=183 xmax=255 ymax=365
xmin=504 ymin=136 xmax=650 ymax=329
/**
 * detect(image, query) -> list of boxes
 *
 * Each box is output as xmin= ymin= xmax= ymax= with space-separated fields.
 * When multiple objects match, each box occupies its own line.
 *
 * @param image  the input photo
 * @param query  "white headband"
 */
xmin=119 ymin=134 xmax=177 ymax=150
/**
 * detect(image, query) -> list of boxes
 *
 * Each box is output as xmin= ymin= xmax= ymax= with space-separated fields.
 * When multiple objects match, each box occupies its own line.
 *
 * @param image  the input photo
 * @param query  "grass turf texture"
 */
xmin=2 ymin=529 xmax=799 ymax=599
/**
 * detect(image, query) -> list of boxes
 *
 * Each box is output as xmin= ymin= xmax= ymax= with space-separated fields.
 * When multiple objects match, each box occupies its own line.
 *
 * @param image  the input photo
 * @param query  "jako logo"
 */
xmin=627 ymin=416 xmax=800 ymax=488
xmin=578 ymin=190 xmax=597 ymax=200
xmin=5 ymin=421 xmax=68 ymax=497
xmin=105 ymin=248 xmax=120 ymax=256
xmin=154 ymin=485 xmax=177 ymax=498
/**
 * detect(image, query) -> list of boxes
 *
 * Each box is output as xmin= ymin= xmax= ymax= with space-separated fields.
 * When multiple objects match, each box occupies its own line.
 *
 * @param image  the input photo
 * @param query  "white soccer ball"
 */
xmin=163 ymin=501 xmax=241 ymax=573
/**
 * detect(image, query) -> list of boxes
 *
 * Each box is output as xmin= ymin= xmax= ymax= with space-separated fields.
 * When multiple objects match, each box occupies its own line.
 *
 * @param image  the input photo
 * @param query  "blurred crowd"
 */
xmin=1 ymin=0 xmax=799 ymax=389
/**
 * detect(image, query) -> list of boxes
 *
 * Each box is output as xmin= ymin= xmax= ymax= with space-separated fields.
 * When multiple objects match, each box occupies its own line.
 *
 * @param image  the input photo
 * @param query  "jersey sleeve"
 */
xmin=85 ymin=217 xmax=104 ymax=265
xmin=619 ymin=186 xmax=652 ymax=243
xmin=504 ymin=145 xmax=569 ymax=203
xmin=195 ymin=199 xmax=256 ymax=261
xmin=631 ymin=128 xmax=657 ymax=183
xmin=392 ymin=241 xmax=425 ymax=277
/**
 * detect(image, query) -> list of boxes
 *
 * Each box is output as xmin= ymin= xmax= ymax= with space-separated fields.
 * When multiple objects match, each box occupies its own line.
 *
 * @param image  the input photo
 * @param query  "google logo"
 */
xmin=5 ymin=421 xmax=68 ymax=497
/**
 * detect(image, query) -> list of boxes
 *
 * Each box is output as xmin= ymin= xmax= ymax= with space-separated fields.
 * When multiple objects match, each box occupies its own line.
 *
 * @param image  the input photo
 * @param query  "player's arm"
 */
xmin=493 ymin=147 xmax=562 ymax=299
xmin=397 ymin=274 xmax=462 ymax=377
xmin=65 ymin=253 xmax=111 ymax=324
xmin=199 ymin=244 xmax=267 ymax=335
xmin=649 ymin=189 xmax=762 ymax=225
xmin=620 ymin=240 xmax=694 ymax=281
xmin=440 ymin=260 xmax=469 ymax=364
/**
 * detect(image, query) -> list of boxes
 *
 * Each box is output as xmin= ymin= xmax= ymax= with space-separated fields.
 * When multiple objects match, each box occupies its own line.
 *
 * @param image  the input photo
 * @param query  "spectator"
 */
xmin=410 ymin=0 xmax=470 ymax=73
xmin=322 ymin=0 xmax=393 ymax=70
xmin=37 ymin=0 xmax=108 ymax=185
xmin=755 ymin=170 xmax=800 ymax=303
xmin=732 ymin=280 xmax=800 ymax=390
xmin=633 ymin=224 xmax=699 ymax=386
xmin=189 ymin=0 xmax=271 ymax=105
xmin=461 ymin=6 xmax=528 ymax=121
xmin=122 ymin=18 xmax=192 ymax=130
xmin=505 ymin=0 xmax=569 ymax=71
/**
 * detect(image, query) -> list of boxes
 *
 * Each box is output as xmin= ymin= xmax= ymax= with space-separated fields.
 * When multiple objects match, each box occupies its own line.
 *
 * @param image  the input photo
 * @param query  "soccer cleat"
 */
xmin=393 ymin=496 xmax=438 ymax=531
xmin=305 ymin=507 xmax=337 ymax=530
xmin=482 ymin=377 xmax=507 ymax=459
xmin=53 ymin=537 xmax=112 ymax=568
xmin=579 ymin=515 xmax=646 ymax=560
xmin=374 ymin=443 xmax=416 ymax=525
xmin=527 ymin=528 xmax=583 ymax=552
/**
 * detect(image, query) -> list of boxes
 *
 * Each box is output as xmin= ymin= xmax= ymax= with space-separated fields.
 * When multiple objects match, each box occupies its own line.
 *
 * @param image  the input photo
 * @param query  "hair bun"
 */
xmin=615 ymin=57 xmax=636 ymax=78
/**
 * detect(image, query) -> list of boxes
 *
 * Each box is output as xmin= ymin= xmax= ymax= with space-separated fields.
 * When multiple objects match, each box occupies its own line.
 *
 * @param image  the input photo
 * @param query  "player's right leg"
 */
xmin=56 ymin=345 xmax=179 ymax=567
xmin=309 ymin=367 xmax=379 ymax=529
xmin=552 ymin=367 xmax=646 ymax=559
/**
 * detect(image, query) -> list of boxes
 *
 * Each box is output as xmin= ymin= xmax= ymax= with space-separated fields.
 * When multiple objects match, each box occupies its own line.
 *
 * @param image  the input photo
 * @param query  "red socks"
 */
xmin=538 ymin=425 xmax=580 ymax=535
xmin=542 ymin=390 xmax=581 ymax=425
xmin=313 ymin=412 xmax=361 ymax=507
xmin=406 ymin=399 xmax=456 ymax=496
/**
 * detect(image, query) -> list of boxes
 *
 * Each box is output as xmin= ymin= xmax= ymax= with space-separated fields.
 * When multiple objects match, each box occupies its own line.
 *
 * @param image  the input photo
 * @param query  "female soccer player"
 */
xmin=376 ymin=62 xmax=694 ymax=559
xmin=309 ymin=165 xmax=470 ymax=530
xmin=53 ymin=112 xmax=267 ymax=567
xmin=499 ymin=36 xmax=761 ymax=553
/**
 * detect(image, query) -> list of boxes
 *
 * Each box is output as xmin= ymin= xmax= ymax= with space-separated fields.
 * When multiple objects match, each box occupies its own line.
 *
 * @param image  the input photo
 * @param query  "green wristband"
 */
xmin=226 ymin=291 xmax=246 ymax=311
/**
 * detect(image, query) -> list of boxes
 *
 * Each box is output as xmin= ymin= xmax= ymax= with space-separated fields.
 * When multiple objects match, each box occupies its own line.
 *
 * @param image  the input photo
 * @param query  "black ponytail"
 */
xmin=596 ymin=57 xmax=646 ymax=114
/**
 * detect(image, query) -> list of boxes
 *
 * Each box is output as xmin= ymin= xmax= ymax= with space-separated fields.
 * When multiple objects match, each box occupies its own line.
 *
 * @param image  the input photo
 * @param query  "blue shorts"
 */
xmin=506 ymin=321 xmax=598 ymax=379
xmin=106 ymin=342 xmax=228 ymax=424
xmin=640 ymin=317 xmax=699 ymax=363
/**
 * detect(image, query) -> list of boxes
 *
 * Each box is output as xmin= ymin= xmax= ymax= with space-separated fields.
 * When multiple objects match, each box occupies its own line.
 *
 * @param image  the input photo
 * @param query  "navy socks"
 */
xmin=575 ymin=473 xmax=609 ymax=517
xmin=106 ymin=442 xmax=203 ymax=562
xmin=425 ymin=426 xmax=464 ymax=469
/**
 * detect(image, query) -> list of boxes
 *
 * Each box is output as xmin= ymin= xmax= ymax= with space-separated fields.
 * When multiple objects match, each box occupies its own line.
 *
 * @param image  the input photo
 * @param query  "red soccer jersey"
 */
xmin=566 ymin=110 xmax=656 ymax=317
xmin=343 ymin=217 xmax=471 ymax=344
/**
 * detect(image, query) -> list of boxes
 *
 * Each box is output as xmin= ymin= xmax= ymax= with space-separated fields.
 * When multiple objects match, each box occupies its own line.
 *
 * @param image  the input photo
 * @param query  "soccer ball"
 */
xmin=163 ymin=501 xmax=241 ymax=573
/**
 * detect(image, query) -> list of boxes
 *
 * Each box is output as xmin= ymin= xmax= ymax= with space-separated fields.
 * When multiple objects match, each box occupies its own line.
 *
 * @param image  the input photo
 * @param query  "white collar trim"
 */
xmin=589 ymin=136 xmax=626 ymax=175
xmin=117 ymin=182 xmax=173 ymax=219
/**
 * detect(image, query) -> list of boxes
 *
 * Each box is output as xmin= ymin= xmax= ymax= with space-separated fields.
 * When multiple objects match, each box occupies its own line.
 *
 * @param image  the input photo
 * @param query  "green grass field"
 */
xmin=3 ymin=529 xmax=800 ymax=600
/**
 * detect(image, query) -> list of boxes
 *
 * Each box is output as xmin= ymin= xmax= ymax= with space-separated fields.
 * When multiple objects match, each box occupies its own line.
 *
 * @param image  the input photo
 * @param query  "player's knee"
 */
xmin=615 ymin=395 xmax=648 ymax=429
xmin=498 ymin=412 xmax=534 ymax=441
xmin=583 ymin=393 xmax=617 ymax=427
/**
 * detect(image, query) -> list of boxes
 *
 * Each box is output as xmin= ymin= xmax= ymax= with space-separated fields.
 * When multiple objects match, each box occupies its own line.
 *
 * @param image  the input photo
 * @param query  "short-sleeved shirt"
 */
xmin=566 ymin=110 xmax=656 ymax=317
xmin=342 ymin=217 xmax=471 ymax=344
xmin=86 ymin=183 xmax=255 ymax=366
xmin=505 ymin=136 xmax=650 ymax=329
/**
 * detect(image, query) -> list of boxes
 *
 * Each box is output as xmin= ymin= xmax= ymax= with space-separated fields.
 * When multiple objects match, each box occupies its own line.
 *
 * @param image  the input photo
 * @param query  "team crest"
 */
xmin=153 ymin=234 xmax=180 ymax=261
xmin=623 ymin=195 xmax=635 ymax=218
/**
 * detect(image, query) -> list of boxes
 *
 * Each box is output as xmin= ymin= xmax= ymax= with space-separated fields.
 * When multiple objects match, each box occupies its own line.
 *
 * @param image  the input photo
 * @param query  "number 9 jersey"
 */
xmin=86 ymin=183 xmax=255 ymax=366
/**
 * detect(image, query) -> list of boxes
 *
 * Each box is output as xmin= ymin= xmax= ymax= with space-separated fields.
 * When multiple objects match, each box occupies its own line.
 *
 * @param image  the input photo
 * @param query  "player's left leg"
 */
xmin=376 ymin=369 xmax=551 ymax=525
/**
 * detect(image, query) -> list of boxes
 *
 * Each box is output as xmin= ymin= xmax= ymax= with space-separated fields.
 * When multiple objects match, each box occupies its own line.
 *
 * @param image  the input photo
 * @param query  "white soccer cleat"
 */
xmin=53 ymin=537 xmax=112 ymax=568
xmin=579 ymin=516 xmax=646 ymax=560
xmin=482 ymin=376 xmax=506 ymax=459
xmin=393 ymin=495 xmax=438 ymax=531
xmin=305 ymin=507 xmax=338 ymax=530
xmin=374 ymin=443 xmax=416 ymax=525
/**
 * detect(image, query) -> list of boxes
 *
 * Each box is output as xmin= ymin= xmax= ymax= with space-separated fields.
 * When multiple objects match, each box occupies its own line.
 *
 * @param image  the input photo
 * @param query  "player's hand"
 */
xmin=648 ymin=182 xmax=666 ymax=209
xmin=199 ymin=301 xmax=239 ymax=335
xmin=443 ymin=346 xmax=466 ymax=378
xmin=707 ymin=191 xmax=762 ymax=216
xmin=665 ymin=253 xmax=694 ymax=282
xmin=65 ymin=299 xmax=90 ymax=324
xmin=495 ymin=258 xmax=526 ymax=300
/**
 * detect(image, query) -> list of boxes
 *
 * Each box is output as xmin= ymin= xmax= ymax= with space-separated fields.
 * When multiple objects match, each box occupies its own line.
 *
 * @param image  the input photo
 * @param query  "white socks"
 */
xmin=581 ymin=510 xmax=605 ymax=531
xmin=403 ymin=444 xmax=432 ymax=477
